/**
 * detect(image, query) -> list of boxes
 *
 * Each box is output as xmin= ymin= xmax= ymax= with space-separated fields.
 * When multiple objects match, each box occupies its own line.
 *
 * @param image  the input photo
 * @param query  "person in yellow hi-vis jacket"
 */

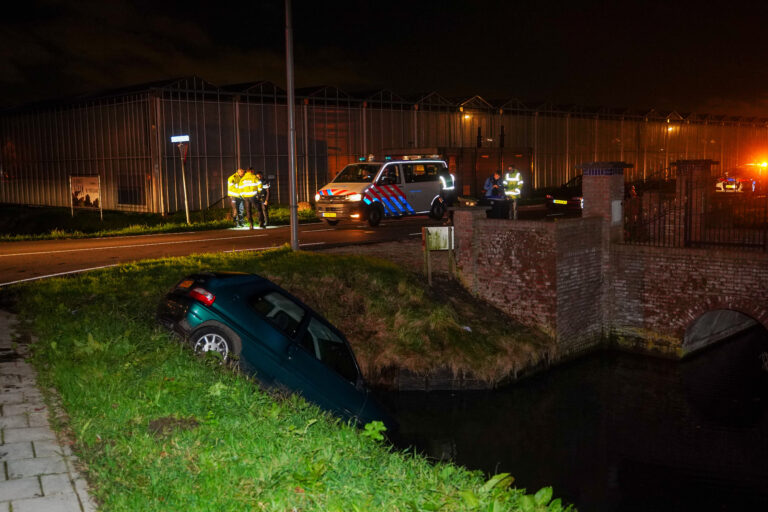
xmin=227 ymin=168 xmax=245 ymax=227
xmin=239 ymin=167 xmax=259 ymax=229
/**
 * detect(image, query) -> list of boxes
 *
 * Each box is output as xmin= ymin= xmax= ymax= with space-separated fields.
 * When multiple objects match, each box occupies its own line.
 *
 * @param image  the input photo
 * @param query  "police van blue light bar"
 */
xmin=171 ymin=135 xmax=190 ymax=143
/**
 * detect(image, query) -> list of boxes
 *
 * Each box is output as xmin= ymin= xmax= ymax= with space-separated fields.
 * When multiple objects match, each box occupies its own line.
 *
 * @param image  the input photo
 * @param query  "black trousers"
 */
xmin=256 ymin=200 xmax=269 ymax=227
xmin=243 ymin=197 xmax=258 ymax=227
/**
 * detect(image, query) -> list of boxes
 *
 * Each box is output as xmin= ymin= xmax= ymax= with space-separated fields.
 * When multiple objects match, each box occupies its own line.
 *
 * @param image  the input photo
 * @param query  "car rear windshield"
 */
xmin=332 ymin=164 xmax=381 ymax=183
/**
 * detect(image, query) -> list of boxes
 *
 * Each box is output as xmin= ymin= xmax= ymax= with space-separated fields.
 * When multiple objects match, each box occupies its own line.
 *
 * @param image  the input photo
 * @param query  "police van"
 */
xmin=314 ymin=159 xmax=455 ymax=226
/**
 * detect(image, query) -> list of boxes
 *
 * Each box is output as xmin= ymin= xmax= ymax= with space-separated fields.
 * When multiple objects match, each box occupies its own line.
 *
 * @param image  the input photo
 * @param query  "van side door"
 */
xmin=403 ymin=162 xmax=441 ymax=213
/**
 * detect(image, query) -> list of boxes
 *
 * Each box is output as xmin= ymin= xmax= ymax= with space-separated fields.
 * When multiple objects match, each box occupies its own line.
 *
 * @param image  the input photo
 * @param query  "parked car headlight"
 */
xmin=348 ymin=193 xmax=362 ymax=202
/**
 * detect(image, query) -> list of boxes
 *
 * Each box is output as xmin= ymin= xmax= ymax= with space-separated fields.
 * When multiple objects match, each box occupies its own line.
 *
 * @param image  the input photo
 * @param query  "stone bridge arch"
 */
xmin=682 ymin=298 xmax=768 ymax=355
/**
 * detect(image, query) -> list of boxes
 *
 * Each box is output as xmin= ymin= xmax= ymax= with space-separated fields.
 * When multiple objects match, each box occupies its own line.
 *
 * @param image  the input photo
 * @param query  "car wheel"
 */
xmin=367 ymin=203 xmax=383 ymax=227
xmin=325 ymin=219 xmax=339 ymax=226
xmin=191 ymin=327 xmax=236 ymax=364
xmin=429 ymin=200 xmax=446 ymax=220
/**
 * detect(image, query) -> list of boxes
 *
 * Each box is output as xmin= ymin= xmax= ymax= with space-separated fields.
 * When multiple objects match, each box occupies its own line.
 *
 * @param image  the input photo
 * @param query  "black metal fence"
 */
xmin=624 ymin=179 xmax=768 ymax=251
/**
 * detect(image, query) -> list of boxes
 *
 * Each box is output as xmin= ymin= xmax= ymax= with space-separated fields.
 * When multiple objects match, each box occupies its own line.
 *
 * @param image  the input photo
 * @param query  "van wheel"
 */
xmin=429 ymin=200 xmax=446 ymax=220
xmin=325 ymin=219 xmax=339 ymax=226
xmin=367 ymin=204 xmax=383 ymax=227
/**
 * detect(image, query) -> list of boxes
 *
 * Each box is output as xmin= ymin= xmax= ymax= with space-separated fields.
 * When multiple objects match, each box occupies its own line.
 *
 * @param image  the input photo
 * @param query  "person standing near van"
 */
xmin=483 ymin=171 xmax=504 ymax=199
xmin=255 ymin=170 xmax=270 ymax=228
xmin=239 ymin=167 xmax=259 ymax=229
xmin=228 ymin=168 xmax=245 ymax=227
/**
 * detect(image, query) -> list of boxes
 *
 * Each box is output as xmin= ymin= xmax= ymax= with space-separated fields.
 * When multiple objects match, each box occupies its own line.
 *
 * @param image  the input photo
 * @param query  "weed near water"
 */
xmin=14 ymin=248 xmax=570 ymax=511
xmin=13 ymin=247 xmax=567 ymax=510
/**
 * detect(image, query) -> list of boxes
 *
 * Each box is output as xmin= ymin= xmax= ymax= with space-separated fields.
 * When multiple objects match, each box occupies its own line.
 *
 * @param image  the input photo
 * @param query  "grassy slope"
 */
xmin=14 ymin=248 xmax=569 ymax=511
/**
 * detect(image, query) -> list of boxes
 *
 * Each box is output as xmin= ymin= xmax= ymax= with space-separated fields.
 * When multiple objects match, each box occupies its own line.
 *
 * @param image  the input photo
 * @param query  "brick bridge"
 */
xmin=453 ymin=160 xmax=768 ymax=358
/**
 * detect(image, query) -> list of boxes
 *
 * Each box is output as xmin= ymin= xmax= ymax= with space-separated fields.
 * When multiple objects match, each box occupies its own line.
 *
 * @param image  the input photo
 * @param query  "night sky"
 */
xmin=2 ymin=0 xmax=767 ymax=116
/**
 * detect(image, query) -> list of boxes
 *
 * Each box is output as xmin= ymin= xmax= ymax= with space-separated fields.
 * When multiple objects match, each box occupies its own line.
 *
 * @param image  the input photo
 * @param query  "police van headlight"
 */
xmin=314 ymin=193 xmax=321 ymax=202
xmin=348 ymin=193 xmax=362 ymax=202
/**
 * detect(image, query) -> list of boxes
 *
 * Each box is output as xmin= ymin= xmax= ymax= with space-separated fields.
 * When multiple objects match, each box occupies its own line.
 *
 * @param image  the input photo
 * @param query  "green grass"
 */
xmin=13 ymin=248 xmax=569 ymax=511
xmin=0 ymin=204 xmax=318 ymax=241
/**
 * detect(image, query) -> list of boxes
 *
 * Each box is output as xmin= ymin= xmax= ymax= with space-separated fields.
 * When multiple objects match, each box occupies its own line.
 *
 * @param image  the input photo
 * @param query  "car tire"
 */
xmin=367 ymin=203 xmax=383 ymax=227
xmin=325 ymin=219 xmax=339 ymax=226
xmin=429 ymin=199 xmax=446 ymax=220
xmin=190 ymin=326 xmax=239 ymax=367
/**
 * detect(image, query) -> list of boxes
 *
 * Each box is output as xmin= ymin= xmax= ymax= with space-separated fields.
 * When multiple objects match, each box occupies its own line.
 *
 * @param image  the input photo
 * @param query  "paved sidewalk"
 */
xmin=0 ymin=310 xmax=97 ymax=512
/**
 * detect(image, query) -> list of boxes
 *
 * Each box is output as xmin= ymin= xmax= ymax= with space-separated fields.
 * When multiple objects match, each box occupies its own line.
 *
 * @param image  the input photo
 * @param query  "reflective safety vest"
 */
xmin=227 ymin=172 xmax=242 ymax=198
xmin=503 ymin=170 xmax=523 ymax=198
xmin=239 ymin=171 xmax=258 ymax=198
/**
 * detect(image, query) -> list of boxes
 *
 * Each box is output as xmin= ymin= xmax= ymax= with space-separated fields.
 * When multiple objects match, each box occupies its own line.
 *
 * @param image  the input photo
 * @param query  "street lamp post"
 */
xmin=285 ymin=0 xmax=299 ymax=250
xmin=171 ymin=135 xmax=191 ymax=225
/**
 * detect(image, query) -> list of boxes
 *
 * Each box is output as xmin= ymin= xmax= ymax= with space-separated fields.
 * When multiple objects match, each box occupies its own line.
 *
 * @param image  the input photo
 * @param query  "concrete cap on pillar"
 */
xmin=578 ymin=162 xmax=633 ymax=175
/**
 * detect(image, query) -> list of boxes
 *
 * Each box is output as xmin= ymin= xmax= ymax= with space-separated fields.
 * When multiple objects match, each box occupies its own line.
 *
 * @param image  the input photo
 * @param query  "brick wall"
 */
xmin=610 ymin=244 xmax=768 ymax=355
xmin=454 ymin=208 xmax=768 ymax=359
xmin=454 ymin=212 xmax=607 ymax=354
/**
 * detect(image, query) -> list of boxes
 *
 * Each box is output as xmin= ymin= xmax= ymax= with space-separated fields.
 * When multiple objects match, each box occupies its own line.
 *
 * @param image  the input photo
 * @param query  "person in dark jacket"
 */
xmin=255 ymin=171 xmax=271 ymax=228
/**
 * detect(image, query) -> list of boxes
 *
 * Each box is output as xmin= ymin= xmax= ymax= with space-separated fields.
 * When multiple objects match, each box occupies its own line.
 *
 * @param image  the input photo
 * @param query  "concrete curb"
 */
xmin=0 ymin=310 xmax=97 ymax=512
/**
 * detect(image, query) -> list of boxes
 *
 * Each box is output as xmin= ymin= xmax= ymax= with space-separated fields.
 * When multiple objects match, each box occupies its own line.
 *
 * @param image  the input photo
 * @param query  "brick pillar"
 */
xmin=674 ymin=159 xmax=716 ymax=247
xmin=452 ymin=207 xmax=491 ymax=295
xmin=581 ymin=161 xmax=632 ymax=243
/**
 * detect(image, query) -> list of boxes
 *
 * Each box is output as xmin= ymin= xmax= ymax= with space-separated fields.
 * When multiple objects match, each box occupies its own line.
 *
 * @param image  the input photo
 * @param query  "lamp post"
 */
xmin=171 ymin=135 xmax=191 ymax=225
xmin=285 ymin=0 xmax=299 ymax=250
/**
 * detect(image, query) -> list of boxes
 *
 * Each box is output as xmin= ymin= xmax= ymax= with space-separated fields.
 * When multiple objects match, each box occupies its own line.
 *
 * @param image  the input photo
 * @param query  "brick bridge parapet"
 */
xmin=453 ymin=160 xmax=768 ymax=358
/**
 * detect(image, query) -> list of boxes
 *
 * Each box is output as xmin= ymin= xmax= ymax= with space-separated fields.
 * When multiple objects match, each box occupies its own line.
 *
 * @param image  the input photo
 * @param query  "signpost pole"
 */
xmin=171 ymin=135 xmax=191 ymax=225
xmin=179 ymin=143 xmax=191 ymax=225
xmin=98 ymin=175 xmax=103 ymax=221
xmin=69 ymin=176 xmax=74 ymax=218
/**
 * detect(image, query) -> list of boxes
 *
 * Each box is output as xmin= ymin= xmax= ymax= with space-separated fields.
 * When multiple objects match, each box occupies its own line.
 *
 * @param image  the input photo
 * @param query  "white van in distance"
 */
xmin=314 ymin=159 xmax=455 ymax=227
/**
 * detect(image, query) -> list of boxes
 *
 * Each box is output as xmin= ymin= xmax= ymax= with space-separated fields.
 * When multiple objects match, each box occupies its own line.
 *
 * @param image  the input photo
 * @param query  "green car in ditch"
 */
xmin=157 ymin=271 xmax=394 ymax=430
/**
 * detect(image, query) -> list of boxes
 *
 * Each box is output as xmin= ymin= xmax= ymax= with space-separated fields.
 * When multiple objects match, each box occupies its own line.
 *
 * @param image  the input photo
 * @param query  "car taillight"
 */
xmin=545 ymin=194 xmax=553 ymax=199
xmin=189 ymin=287 xmax=215 ymax=306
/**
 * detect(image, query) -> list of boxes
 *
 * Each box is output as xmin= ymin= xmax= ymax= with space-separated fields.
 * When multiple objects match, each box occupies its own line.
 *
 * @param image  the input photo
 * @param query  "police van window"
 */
xmin=406 ymin=163 xmax=441 ymax=183
xmin=377 ymin=164 xmax=400 ymax=185
xmin=299 ymin=317 xmax=358 ymax=383
xmin=422 ymin=164 xmax=441 ymax=182
xmin=403 ymin=164 xmax=415 ymax=183
xmin=248 ymin=290 xmax=306 ymax=337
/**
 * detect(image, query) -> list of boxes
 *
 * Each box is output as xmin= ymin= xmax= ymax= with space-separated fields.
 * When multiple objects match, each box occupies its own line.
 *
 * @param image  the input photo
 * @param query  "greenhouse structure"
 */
xmin=1 ymin=75 xmax=767 ymax=213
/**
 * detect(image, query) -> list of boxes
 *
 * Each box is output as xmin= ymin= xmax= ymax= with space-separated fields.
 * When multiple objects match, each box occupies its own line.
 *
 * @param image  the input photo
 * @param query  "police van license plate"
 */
xmin=323 ymin=212 xmax=337 ymax=218
xmin=553 ymin=199 xmax=568 ymax=205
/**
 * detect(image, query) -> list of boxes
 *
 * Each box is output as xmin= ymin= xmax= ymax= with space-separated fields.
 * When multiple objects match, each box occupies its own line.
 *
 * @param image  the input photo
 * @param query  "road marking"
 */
xmin=0 ymin=233 xmax=270 ymax=258
xmin=409 ymin=232 xmax=421 ymax=236
xmin=302 ymin=228 xmax=335 ymax=232
xmin=299 ymin=242 xmax=326 ymax=247
xmin=0 ymin=264 xmax=120 ymax=287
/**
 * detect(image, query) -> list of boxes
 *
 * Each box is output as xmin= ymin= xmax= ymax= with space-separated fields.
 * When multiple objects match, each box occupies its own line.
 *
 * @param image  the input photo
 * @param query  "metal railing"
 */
xmin=624 ymin=181 xmax=768 ymax=251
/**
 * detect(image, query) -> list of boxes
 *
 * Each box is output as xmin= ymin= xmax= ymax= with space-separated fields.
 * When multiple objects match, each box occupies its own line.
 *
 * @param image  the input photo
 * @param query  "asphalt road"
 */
xmin=0 ymin=218 xmax=443 ymax=287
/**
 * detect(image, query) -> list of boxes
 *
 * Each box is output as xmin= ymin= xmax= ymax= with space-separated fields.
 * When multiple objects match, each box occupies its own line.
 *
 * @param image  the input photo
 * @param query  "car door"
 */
xmin=285 ymin=315 xmax=368 ymax=422
xmin=232 ymin=287 xmax=307 ymax=385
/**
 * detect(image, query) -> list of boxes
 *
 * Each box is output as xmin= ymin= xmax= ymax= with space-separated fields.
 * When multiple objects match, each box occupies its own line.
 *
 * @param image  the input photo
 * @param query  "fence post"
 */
xmin=674 ymin=159 xmax=717 ymax=247
xmin=581 ymin=161 xmax=632 ymax=243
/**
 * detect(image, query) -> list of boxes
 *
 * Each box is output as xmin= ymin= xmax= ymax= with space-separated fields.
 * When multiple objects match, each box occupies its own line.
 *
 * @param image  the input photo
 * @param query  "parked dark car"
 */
xmin=157 ymin=272 xmax=394 ymax=429
xmin=545 ymin=174 xmax=583 ymax=210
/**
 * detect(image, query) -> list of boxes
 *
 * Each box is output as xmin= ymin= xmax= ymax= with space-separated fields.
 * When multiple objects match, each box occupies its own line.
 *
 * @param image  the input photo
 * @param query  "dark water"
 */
xmin=380 ymin=327 xmax=768 ymax=512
